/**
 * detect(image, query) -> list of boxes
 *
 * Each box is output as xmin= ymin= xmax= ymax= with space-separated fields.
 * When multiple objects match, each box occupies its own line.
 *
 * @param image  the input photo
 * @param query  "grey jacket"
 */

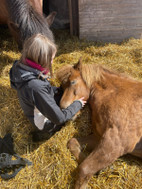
xmin=9 ymin=61 xmax=82 ymax=131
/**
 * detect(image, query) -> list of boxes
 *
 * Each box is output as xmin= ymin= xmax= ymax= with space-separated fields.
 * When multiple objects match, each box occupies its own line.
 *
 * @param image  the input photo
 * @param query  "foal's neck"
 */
xmin=95 ymin=70 xmax=138 ymax=91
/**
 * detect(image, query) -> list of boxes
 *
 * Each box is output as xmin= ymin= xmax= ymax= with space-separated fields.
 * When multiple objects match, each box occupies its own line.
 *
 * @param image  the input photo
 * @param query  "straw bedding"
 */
xmin=0 ymin=26 xmax=142 ymax=189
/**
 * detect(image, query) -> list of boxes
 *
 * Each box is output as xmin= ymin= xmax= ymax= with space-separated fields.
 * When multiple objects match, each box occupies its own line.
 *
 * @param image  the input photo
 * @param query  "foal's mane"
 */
xmin=56 ymin=64 xmax=107 ymax=87
xmin=56 ymin=63 xmax=129 ymax=89
xmin=56 ymin=64 xmax=73 ymax=85
xmin=81 ymin=64 xmax=134 ymax=88
xmin=81 ymin=64 xmax=106 ymax=88
xmin=6 ymin=0 xmax=54 ymax=42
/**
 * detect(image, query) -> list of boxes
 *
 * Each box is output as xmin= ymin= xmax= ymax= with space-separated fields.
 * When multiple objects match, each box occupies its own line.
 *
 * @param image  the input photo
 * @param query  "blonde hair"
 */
xmin=21 ymin=33 xmax=57 ymax=77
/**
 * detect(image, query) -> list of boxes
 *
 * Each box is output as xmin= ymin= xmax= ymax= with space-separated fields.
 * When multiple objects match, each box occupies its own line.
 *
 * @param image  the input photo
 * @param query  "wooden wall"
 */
xmin=76 ymin=0 xmax=142 ymax=43
xmin=68 ymin=0 xmax=79 ymax=36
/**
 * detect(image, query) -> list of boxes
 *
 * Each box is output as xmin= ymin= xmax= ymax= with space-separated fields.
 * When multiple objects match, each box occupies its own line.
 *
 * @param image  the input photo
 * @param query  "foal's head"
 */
xmin=56 ymin=59 xmax=90 ymax=109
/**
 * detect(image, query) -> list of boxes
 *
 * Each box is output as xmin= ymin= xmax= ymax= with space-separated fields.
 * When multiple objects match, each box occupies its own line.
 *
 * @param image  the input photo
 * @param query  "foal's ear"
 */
xmin=46 ymin=11 xmax=57 ymax=27
xmin=74 ymin=57 xmax=83 ymax=71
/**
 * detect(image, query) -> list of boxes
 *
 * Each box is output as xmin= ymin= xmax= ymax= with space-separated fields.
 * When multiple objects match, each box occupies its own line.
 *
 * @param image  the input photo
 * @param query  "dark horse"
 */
xmin=5 ymin=0 xmax=56 ymax=49
xmin=56 ymin=59 xmax=142 ymax=189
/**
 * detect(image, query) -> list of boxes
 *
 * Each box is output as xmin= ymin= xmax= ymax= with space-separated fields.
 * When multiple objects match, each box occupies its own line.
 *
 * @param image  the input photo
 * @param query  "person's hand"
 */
xmin=78 ymin=97 xmax=87 ymax=107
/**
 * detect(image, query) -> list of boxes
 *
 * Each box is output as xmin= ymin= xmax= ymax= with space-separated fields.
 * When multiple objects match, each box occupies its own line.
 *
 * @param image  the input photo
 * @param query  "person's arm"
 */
xmin=32 ymin=86 xmax=83 ymax=125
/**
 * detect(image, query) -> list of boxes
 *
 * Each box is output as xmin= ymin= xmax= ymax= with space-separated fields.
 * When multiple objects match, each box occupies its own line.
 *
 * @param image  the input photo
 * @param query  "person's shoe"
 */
xmin=31 ymin=124 xmax=63 ymax=142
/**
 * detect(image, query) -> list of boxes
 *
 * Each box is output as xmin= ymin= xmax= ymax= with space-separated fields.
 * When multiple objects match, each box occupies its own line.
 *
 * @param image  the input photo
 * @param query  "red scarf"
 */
xmin=25 ymin=58 xmax=49 ymax=75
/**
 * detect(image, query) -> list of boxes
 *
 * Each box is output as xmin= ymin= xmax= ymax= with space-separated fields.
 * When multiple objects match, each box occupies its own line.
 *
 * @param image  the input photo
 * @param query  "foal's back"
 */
xmin=90 ymin=70 xmax=142 ymax=139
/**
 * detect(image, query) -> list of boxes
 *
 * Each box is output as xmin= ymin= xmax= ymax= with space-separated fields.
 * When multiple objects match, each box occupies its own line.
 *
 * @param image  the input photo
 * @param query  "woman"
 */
xmin=9 ymin=34 xmax=86 ymax=141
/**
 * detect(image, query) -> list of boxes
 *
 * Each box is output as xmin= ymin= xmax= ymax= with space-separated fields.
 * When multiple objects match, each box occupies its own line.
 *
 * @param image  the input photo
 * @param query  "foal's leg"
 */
xmin=74 ymin=128 xmax=125 ymax=189
xmin=129 ymin=138 xmax=142 ymax=158
xmin=67 ymin=133 xmax=100 ymax=163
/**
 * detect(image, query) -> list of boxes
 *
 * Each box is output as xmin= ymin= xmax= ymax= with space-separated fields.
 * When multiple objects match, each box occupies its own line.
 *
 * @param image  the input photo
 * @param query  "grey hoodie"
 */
xmin=10 ymin=61 xmax=82 ymax=131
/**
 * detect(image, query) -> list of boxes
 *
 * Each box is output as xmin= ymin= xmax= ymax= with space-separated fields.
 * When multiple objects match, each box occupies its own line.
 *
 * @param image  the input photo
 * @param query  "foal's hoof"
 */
xmin=67 ymin=138 xmax=86 ymax=163
xmin=67 ymin=138 xmax=79 ymax=150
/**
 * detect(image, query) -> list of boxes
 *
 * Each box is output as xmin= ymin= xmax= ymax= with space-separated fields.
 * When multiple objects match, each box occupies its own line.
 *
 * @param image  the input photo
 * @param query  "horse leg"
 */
xmin=129 ymin=138 xmax=142 ymax=158
xmin=67 ymin=133 xmax=100 ymax=163
xmin=74 ymin=128 xmax=126 ymax=189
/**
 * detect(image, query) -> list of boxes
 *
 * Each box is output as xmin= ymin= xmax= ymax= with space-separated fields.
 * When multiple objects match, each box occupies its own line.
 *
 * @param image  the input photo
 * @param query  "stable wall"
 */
xmin=69 ymin=0 xmax=142 ymax=43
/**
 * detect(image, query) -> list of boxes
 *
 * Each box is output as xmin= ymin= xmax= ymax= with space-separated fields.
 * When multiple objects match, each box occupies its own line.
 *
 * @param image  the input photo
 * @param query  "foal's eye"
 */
xmin=70 ymin=80 xmax=76 ymax=85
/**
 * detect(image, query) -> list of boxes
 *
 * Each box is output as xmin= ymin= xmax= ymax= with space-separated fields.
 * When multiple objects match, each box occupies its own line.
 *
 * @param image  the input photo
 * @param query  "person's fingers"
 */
xmin=79 ymin=97 xmax=84 ymax=100
xmin=80 ymin=100 xmax=87 ymax=106
xmin=77 ymin=97 xmax=87 ymax=107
